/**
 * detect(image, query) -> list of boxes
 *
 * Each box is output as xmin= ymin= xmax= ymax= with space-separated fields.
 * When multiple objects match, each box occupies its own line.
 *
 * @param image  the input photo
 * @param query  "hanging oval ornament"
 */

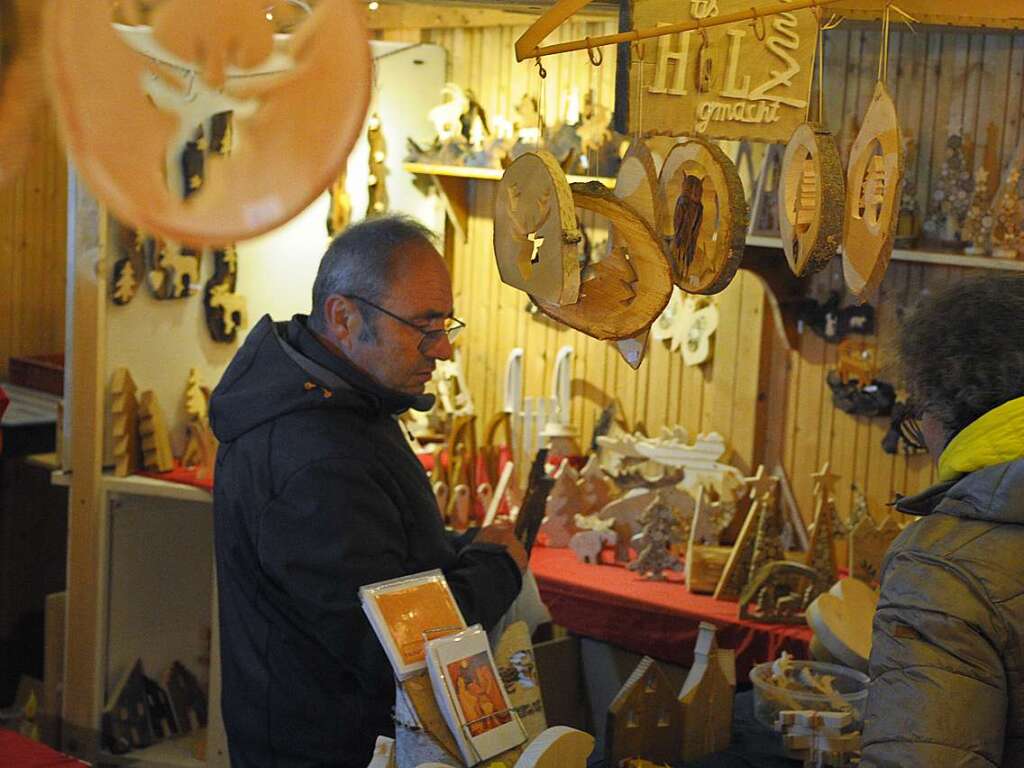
xmin=658 ymin=138 xmax=748 ymax=295
xmin=0 ymin=0 xmax=46 ymax=186
xmin=779 ymin=122 xmax=845 ymax=277
xmin=494 ymin=150 xmax=582 ymax=306
xmin=43 ymin=0 xmax=371 ymax=246
xmin=534 ymin=182 xmax=672 ymax=341
xmin=843 ymin=81 xmax=904 ymax=300
xmin=613 ymin=140 xmax=668 ymax=236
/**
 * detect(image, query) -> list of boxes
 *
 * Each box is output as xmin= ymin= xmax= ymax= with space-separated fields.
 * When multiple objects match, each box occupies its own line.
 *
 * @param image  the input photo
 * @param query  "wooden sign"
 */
xmin=630 ymin=0 xmax=818 ymax=142
xmin=44 ymin=0 xmax=371 ymax=246
xmin=843 ymin=82 xmax=904 ymax=300
xmin=495 ymin=151 xmax=583 ymax=306
xmin=658 ymin=140 xmax=747 ymax=295
xmin=779 ymin=122 xmax=844 ymax=276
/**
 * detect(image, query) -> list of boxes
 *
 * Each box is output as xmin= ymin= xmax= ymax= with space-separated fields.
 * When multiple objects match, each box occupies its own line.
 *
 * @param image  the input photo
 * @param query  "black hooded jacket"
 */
xmin=209 ymin=315 xmax=522 ymax=767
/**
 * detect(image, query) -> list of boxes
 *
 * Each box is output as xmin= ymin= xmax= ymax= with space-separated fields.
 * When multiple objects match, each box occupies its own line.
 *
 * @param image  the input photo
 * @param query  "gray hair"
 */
xmin=309 ymin=214 xmax=436 ymax=334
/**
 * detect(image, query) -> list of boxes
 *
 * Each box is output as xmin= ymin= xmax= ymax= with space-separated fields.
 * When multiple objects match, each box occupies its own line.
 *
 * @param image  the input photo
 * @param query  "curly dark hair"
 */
xmin=898 ymin=272 xmax=1024 ymax=439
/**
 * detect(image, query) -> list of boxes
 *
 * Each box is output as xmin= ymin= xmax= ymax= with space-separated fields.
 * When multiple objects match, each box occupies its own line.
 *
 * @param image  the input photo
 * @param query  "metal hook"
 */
xmin=750 ymin=6 xmax=766 ymax=41
xmin=585 ymin=37 xmax=604 ymax=67
xmin=535 ymin=57 xmax=547 ymax=79
xmin=631 ymin=41 xmax=646 ymax=62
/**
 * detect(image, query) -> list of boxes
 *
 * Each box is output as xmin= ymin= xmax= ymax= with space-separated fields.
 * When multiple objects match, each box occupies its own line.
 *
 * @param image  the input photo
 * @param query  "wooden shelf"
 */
xmin=51 ymin=470 xmax=212 ymax=504
xmin=744 ymin=234 xmax=1024 ymax=272
xmin=99 ymin=733 xmax=205 ymax=767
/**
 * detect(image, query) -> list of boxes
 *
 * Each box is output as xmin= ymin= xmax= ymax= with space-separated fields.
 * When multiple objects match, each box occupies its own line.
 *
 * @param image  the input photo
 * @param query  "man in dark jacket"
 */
xmin=210 ymin=216 xmax=527 ymax=767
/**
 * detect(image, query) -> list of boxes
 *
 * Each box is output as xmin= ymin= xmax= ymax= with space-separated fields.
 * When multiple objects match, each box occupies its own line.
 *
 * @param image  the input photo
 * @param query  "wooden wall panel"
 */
xmin=411 ymin=23 xmax=1024 ymax=530
xmin=0 ymin=105 xmax=68 ymax=379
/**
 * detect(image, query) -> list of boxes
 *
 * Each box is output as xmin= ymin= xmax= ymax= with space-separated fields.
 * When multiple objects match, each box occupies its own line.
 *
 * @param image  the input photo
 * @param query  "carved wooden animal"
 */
xmin=678 ymin=622 xmax=736 ymax=761
xmin=569 ymin=528 xmax=617 ymax=564
xmin=138 ymin=390 xmax=174 ymax=472
xmin=111 ymin=367 xmax=141 ymax=477
xmin=538 ymin=461 xmax=582 ymax=547
xmin=208 ymin=282 xmax=248 ymax=338
xmin=606 ymin=657 xmax=680 ymax=766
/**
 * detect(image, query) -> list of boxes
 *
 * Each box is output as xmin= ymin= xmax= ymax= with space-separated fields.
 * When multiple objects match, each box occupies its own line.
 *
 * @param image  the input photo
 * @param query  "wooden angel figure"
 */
xmin=991 ymin=166 xmax=1023 ymax=259
xmin=962 ymin=166 xmax=994 ymax=255
xmin=627 ymin=498 xmax=685 ymax=580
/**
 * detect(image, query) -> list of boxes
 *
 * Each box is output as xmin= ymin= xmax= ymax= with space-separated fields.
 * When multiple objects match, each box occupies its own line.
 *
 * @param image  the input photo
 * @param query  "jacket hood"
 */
xmin=938 ymin=394 xmax=1024 ymax=482
xmin=210 ymin=314 xmax=433 ymax=443
xmin=896 ymin=457 xmax=1024 ymax=525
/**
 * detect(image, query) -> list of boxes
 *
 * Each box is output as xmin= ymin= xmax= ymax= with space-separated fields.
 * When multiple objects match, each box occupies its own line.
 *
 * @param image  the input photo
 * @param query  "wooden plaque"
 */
xmin=44 ymin=0 xmax=371 ymax=246
xmin=494 ymin=151 xmax=583 ymax=306
xmin=0 ymin=0 xmax=46 ymax=186
xmin=843 ymin=82 xmax=904 ymax=300
xmin=779 ymin=122 xmax=844 ymax=277
xmin=630 ymin=0 xmax=818 ymax=142
xmin=535 ymin=182 xmax=672 ymax=341
xmin=659 ymin=139 xmax=747 ymax=295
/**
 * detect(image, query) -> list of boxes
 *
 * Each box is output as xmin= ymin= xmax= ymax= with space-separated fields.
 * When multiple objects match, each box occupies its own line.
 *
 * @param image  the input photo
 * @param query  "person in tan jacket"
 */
xmin=862 ymin=273 xmax=1024 ymax=767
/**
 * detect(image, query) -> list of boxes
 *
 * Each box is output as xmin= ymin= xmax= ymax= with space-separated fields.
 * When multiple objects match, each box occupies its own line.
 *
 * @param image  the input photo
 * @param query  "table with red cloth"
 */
xmin=530 ymin=547 xmax=812 ymax=681
xmin=0 ymin=730 xmax=88 ymax=767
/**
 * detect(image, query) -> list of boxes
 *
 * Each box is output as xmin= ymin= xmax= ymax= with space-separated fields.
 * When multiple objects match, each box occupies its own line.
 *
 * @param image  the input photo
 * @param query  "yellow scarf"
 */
xmin=938 ymin=395 xmax=1024 ymax=482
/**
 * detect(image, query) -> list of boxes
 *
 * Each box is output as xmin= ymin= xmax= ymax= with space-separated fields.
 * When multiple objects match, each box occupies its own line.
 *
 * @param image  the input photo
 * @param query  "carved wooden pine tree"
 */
xmin=139 ymin=390 xmax=174 ymax=472
xmin=747 ymin=489 xmax=785 ymax=582
xmin=112 ymin=260 xmax=138 ymax=305
xmin=111 ymin=368 xmax=141 ymax=477
xmin=182 ymin=368 xmax=216 ymax=481
xmin=806 ymin=463 xmax=840 ymax=583
xmin=628 ymin=498 xmax=685 ymax=580
xmin=991 ymin=166 xmax=1022 ymax=259
xmin=926 ymin=133 xmax=973 ymax=244
xmin=962 ymin=167 xmax=994 ymax=254
xmin=795 ymin=156 xmax=817 ymax=233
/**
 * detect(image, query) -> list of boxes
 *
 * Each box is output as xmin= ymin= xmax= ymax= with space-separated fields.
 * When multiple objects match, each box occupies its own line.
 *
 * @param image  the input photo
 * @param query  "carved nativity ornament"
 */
xmin=44 ymin=0 xmax=371 ymax=245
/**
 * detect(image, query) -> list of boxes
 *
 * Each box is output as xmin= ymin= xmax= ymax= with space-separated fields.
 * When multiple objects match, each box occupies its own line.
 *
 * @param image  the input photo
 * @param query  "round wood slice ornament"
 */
xmin=535 ymin=182 xmax=672 ymax=341
xmin=43 ymin=0 xmax=371 ymax=246
xmin=843 ymin=81 xmax=904 ymax=300
xmin=494 ymin=150 xmax=582 ymax=306
xmin=0 ymin=0 xmax=46 ymax=186
xmin=806 ymin=577 xmax=878 ymax=673
xmin=779 ymin=122 xmax=845 ymax=277
xmin=658 ymin=138 xmax=748 ymax=295
xmin=614 ymin=140 xmax=668 ymax=236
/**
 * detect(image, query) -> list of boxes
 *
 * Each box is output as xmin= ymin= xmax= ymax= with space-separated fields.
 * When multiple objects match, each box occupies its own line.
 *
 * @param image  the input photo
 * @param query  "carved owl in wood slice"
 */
xmin=43 ymin=0 xmax=371 ymax=245
xmin=534 ymin=182 xmax=672 ymax=342
xmin=843 ymin=82 xmax=904 ymax=301
xmin=494 ymin=151 xmax=582 ymax=306
xmin=0 ymin=0 xmax=45 ymax=186
xmin=779 ymin=122 xmax=845 ymax=277
xmin=658 ymin=139 xmax=748 ymax=295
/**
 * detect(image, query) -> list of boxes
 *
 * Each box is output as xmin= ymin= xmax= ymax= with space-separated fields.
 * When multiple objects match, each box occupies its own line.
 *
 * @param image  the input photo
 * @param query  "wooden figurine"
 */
xmin=990 ymin=164 xmax=1023 ymax=259
xmin=894 ymin=135 xmax=920 ymax=249
xmin=204 ymin=247 xmax=247 ymax=343
xmin=806 ymin=578 xmax=878 ymax=673
xmin=748 ymin=143 xmax=783 ymax=237
xmin=835 ymin=339 xmax=878 ymax=385
xmin=182 ymin=368 xmax=216 ymax=482
xmin=495 ymin=621 xmax=548 ymax=741
xmin=774 ymin=710 xmax=860 ymax=767
xmin=494 ymin=151 xmax=582 ymax=306
xmin=327 ymin=169 xmax=351 ymax=236
xmin=145 ymin=240 xmax=200 ymax=300
xmin=366 ymin=113 xmax=389 ymax=216
xmin=514 ymin=450 xmax=557 ymax=555
xmin=44 ymin=0 xmax=371 ymax=246
xmin=578 ymin=454 xmax=619 ymax=513
xmin=848 ymin=512 xmax=900 ymax=585
xmin=962 ymin=166 xmax=994 ymax=255
xmin=678 ymin=622 xmax=736 ymax=762
xmin=605 ymin=657 xmax=680 ymax=766
xmin=805 ymin=493 xmax=840 ymax=585
xmin=658 ymin=138 xmax=748 ymax=295
xmin=433 ymin=481 xmax=449 ymax=523
xmin=685 ymin=488 xmax=733 ymax=594
xmin=628 ymin=497 xmax=685 ymax=580
xmin=747 ymin=481 xmax=786 ymax=582
xmin=539 ymin=460 xmax=582 ymax=548
xmin=842 ymin=82 xmax=904 ymax=300
xmin=714 ymin=467 xmax=777 ymax=601
xmin=924 ymin=133 xmax=973 ymax=246
xmin=162 ymin=661 xmax=207 ymax=733
xmin=110 ymin=221 xmax=145 ymax=305
xmin=111 ymin=367 xmax=141 ymax=477
xmin=738 ymin=561 xmax=830 ymax=624
xmin=779 ymin=123 xmax=844 ymax=277
xmin=102 ymin=659 xmax=154 ymax=753
xmin=139 ymin=390 xmax=174 ymax=472
xmin=534 ymin=182 xmax=672 ymax=342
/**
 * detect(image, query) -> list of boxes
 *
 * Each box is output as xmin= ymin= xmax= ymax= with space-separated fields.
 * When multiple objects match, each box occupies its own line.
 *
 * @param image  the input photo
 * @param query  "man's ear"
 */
xmin=323 ymin=294 xmax=358 ymax=343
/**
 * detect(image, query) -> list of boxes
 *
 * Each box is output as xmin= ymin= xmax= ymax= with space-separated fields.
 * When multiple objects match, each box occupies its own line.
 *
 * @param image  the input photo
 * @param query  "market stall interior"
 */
xmin=2 ymin=0 xmax=1024 ymax=766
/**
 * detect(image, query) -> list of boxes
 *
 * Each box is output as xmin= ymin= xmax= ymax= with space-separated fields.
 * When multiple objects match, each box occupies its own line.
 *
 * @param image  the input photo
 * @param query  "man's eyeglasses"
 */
xmin=344 ymin=294 xmax=465 ymax=350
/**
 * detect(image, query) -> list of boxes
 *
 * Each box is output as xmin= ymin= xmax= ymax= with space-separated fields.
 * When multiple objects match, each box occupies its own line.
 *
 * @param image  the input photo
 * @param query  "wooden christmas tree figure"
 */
xmin=714 ymin=466 xmax=778 ymax=601
xmin=112 ymin=259 xmax=138 ymax=305
xmin=962 ymin=166 xmax=994 ymax=255
xmin=991 ymin=165 xmax=1022 ymax=259
xmin=111 ymin=367 xmax=141 ymax=477
xmin=182 ymin=368 xmax=217 ymax=482
xmin=538 ymin=459 xmax=582 ymax=547
xmin=806 ymin=463 xmax=840 ymax=584
xmin=627 ymin=497 xmax=685 ymax=580
xmin=926 ymin=133 xmax=973 ymax=245
xmin=747 ymin=482 xmax=785 ymax=582
xmin=139 ymin=390 xmax=174 ymax=472
xmin=577 ymin=454 xmax=618 ymax=514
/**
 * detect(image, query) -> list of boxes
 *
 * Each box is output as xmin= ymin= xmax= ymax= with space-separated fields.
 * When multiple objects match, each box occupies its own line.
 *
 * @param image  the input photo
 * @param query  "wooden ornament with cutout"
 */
xmin=494 ymin=150 xmax=582 ymax=306
xmin=843 ymin=82 xmax=904 ymax=300
xmin=658 ymin=138 xmax=748 ymax=295
xmin=614 ymin=140 xmax=668 ymax=236
xmin=779 ymin=123 xmax=844 ymax=277
xmin=534 ymin=182 xmax=672 ymax=341
xmin=44 ymin=0 xmax=371 ymax=246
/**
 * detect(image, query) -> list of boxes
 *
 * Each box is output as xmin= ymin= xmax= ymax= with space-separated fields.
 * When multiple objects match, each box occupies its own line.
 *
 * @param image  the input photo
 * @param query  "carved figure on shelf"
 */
xmin=739 ymin=561 xmax=831 ymax=624
xmin=990 ymin=164 xmax=1023 ymax=259
xmin=111 ymin=368 xmax=141 ymax=477
xmin=775 ymin=709 xmax=861 ymax=767
xmin=327 ymin=170 xmax=351 ymax=237
xmin=806 ymin=467 xmax=841 ymax=585
xmin=961 ymin=166 xmax=994 ymax=255
xmin=628 ymin=498 xmax=685 ymax=580
xmin=204 ymin=246 xmax=245 ymax=343
xmin=924 ymin=133 xmax=973 ymax=246
xmin=139 ymin=390 xmax=174 ymax=472
xmin=714 ymin=467 xmax=778 ymax=602
xmin=569 ymin=528 xmax=617 ymax=564
xmin=686 ymin=488 xmax=736 ymax=594
xmin=111 ymin=221 xmax=145 ymax=305
xmin=538 ymin=460 xmax=582 ymax=547
xmin=428 ymin=83 xmax=470 ymax=145
xmin=182 ymin=368 xmax=216 ymax=482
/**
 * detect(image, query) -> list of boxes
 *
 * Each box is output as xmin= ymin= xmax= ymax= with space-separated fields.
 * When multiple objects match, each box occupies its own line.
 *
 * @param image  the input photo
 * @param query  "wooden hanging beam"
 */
xmin=514 ymin=0 xmax=846 ymax=62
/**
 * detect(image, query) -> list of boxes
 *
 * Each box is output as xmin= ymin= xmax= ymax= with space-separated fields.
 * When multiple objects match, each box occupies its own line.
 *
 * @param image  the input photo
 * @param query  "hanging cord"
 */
xmin=814 ymin=10 xmax=844 ymax=125
xmin=534 ymin=57 xmax=546 ymax=149
xmin=877 ymin=3 xmax=918 ymax=84
xmin=632 ymin=41 xmax=646 ymax=142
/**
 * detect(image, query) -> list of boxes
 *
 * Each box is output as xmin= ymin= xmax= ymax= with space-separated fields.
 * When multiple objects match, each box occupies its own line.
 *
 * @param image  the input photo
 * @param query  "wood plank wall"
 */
xmin=409 ymin=21 xmax=1024 ymax=526
xmin=0 ymin=105 xmax=68 ymax=379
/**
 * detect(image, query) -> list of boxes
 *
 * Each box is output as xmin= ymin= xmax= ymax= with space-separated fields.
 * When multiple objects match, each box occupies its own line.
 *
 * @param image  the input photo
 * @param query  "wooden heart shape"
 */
xmin=658 ymin=138 xmax=748 ymax=295
xmin=843 ymin=82 xmax=904 ymax=300
xmin=0 ymin=0 xmax=46 ymax=186
xmin=806 ymin=577 xmax=878 ymax=672
xmin=494 ymin=150 xmax=582 ymax=306
xmin=779 ymin=122 xmax=844 ymax=277
xmin=534 ymin=182 xmax=672 ymax=341
xmin=43 ymin=0 xmax=371 ymax=245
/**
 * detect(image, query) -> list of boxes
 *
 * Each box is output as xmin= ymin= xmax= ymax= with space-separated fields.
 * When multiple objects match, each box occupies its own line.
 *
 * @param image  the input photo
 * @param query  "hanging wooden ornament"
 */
xmin=679 ymin=296 xmax=719 ymax=367
xmin=0 ymin=0 xmax=45 ymax=186
xmin=613 ymin=140 xmax=668 ymax=236
xmin=494 ymin=150 xmax=582 ymax=306
xmin=43 ymin=0 xmax=371 ymax=246
xmin=779 ymin=123 xmax=845 ymax=277
xmin=658 ymin=138 xmax=748 ymax=295
xmin=842 ymin=81 xmax=904 ymax=300
xmin=533 ymin=182 xmax=672 ymax=341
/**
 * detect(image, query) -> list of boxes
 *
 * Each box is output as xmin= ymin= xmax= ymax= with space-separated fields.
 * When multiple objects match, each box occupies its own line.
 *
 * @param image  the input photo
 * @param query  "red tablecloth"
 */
xmin=530 ymin=547 xmax=812 ymax=681
xmin=0 ymin=730 xmax=87 ymax=767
